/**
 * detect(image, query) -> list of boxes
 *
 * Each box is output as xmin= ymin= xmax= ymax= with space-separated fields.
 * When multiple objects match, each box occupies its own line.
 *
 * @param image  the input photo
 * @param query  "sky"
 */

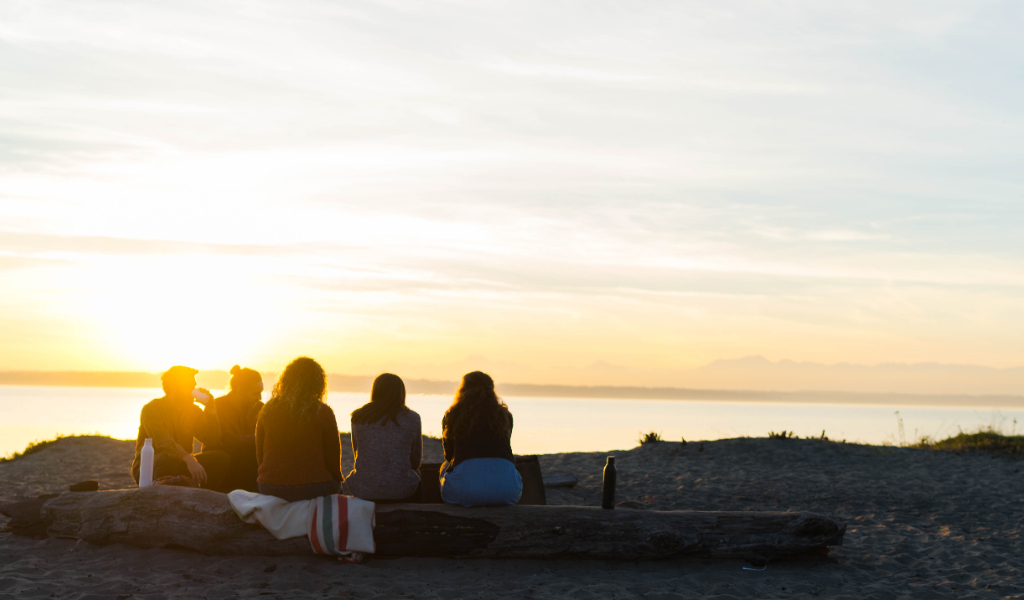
xmin=1 ymin=1 xmax=1023 ymax=390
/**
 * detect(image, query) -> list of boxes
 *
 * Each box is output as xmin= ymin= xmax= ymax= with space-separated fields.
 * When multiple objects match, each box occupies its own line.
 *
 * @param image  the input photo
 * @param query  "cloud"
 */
xmin=1 ymin=0 xmax=1024 ymax=375
xmin=804 ymin=230 xmax=888 ymax=242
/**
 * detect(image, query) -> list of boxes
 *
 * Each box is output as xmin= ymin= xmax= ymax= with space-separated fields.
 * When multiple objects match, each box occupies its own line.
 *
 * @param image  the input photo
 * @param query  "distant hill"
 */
xmin=688 ymin=356 xmax=1024 ymax=395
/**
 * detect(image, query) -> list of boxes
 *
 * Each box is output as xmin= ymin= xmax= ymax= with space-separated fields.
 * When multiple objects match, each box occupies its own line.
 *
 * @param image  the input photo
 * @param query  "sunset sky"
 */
xmin=1 ymin=1 xmax=1023 ymax=388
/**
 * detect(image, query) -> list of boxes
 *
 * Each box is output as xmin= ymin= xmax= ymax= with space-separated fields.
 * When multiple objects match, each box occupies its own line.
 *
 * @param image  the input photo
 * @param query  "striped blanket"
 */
xmin=309 ymin=494 xmax=376 ymax=561
xmin=228 ymin=490 xmax=376 ymax=562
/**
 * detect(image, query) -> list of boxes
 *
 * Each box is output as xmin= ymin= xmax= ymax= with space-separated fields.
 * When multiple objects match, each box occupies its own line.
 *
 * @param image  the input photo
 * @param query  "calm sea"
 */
xmin=1 ymin=385 xmax=1021 ymax=458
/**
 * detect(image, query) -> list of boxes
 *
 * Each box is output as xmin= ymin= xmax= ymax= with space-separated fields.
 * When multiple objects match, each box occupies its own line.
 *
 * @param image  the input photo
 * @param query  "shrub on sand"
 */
xmin=0 ymin=435 xmax=72 ymax=463
xmin=914 ymin=428 xmax=1024 ymax=458
xmin=0 ymin=434 xmax=109 ymax=463
xmin=639 ymin=431 xmax=663 ymax=445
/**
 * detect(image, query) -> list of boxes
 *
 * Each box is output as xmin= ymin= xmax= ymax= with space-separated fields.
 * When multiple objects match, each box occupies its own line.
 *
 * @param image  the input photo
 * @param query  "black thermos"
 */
xmin=601 ymin=456 xmax=617 ymax=509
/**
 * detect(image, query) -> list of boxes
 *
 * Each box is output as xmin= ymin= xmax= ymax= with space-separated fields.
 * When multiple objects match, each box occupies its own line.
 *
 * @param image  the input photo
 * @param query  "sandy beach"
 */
xmin=1 ymin=435 xmax=1022 ymax=599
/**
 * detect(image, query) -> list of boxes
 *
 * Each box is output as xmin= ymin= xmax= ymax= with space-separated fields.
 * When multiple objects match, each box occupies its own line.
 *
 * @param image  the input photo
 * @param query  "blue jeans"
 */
xmin=440 ymin=458 xmax=522 ymax=507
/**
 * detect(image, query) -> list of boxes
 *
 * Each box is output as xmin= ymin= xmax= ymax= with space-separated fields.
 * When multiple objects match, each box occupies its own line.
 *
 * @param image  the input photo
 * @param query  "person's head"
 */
xmin=351 ymin=373 xmax=407 ymax=426
xmin=161 ymin=366 xmax=198 ymax=399
xmin=443 ymin=371 xmax=510 ymax=440
xmin=229 ymin=365 xmax=264 ymax=400
xmin=262 ymin=357 xmax=328 ymax=422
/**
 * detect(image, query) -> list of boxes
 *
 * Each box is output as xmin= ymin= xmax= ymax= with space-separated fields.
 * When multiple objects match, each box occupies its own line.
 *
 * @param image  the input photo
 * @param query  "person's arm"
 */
xmin=441 ymin=413 xmax=453 ymax=463
xmin=255 ymin=415 xmax=265 ymax=466
xmin=140 ymin=403 xmax=190 ymax=462
xmin=411 ymin=414 xmax=423 ymax=470
xmin=243 ymin=401 xmax=263 ymax=444
xmin=195 ymin=395 xmax=222 ymax=448
xmin=322 ymin=407 xmax=344 ymax=482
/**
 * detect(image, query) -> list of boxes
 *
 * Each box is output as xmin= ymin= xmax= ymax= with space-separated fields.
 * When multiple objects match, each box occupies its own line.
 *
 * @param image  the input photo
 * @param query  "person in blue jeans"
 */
xmin=439 ymin=371 xmax=522 ymax=507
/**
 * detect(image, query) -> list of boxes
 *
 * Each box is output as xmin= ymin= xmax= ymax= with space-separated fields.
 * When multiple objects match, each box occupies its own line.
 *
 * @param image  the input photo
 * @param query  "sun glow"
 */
xmin=76 ymin=254 xmax=285 ymax=370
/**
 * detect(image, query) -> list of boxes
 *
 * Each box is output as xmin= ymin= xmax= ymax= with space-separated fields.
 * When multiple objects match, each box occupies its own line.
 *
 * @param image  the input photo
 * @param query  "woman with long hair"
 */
xmin=200 ymin=365 xmax=264 ymax=492
xmin=255 ymin=357 xmax=343 ymax=502
xmin=345 ymin=373 xmax=422 ymax=502
xmin=439 ymin=371 xmax=522 ymax=507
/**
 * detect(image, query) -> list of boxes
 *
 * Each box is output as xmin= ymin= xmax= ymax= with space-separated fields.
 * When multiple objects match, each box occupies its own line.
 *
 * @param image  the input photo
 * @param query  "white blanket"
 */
xmin=228 ymin=490 xmax=376 ymax=561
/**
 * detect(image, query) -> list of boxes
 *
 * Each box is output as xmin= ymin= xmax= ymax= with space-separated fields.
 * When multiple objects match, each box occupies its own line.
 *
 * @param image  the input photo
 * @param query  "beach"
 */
xmin=1 ymin=435 xmax=1022 ymax=599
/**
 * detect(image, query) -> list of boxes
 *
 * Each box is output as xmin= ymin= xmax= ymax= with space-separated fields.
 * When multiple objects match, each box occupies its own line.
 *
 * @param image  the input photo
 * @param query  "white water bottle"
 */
xmin=139 ymin=438 xmax=155 ymax=487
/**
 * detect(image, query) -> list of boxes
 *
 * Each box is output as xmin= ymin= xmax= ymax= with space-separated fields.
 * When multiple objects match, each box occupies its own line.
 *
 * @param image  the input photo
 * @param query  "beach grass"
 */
xmin=914 ymin=429 xmax=1024 ymax=457
xmin=0 ymin=435 xmax=72 ymax=463
xmin=638 ymin=431 xmax=663 ymax=445
xmin=0 ymin=433 xmax=111 ymax=463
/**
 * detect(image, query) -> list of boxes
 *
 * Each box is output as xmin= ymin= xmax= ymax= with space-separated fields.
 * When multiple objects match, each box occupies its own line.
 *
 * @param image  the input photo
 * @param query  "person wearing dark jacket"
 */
xmin=439 ymin=371 xmax=521 ymax=507
xmin=130 ymin=366 xmax=231 ymax=492
xmin=201 ymin=365 xmax=264 ymax=492
xmin=255 ymin=357 xmax=343 ymax=502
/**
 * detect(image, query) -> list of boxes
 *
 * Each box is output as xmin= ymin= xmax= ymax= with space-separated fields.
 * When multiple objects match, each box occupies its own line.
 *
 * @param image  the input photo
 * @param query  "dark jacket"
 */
xmin=256 ymin=403 xmax=343 ymax=486
xmin=201 ymin=391 xmax=264 ymax=452
xmin=441 ymin=407 xmax=514 ymax=471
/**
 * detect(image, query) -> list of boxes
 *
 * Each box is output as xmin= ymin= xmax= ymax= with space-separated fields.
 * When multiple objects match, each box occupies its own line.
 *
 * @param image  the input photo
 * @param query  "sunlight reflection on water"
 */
xmin=1 ymin=385 xmax=1021 ymax=458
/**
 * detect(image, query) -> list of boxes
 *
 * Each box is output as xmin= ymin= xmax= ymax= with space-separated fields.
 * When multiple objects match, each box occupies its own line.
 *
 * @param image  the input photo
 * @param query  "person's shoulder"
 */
xmin=213 ymin=391 xmax=235 ymax=405
xmin=319 ymin=402 xmax=337 ymax=418
xmin=211 ymin=395 xmax=228 ymax=412
xmin=141 ymin=397 xmax=166 ymax=413
xmin=401 ymin=408 xmax=421 ymax=424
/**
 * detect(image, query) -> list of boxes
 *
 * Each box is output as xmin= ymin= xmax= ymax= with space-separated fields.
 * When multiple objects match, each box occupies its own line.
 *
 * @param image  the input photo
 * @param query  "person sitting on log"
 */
xmin=439 ymin=371 xmax=522 ymax=507
xmin=131 ymin=366 xmax=231 ymax=492
xmin=200 ymin=365 xmax=264 ymax=493
xmin=345 ymin=373 xmax=423 ymax=503
xmin=255 ymin=356 xmax=344 ymax=502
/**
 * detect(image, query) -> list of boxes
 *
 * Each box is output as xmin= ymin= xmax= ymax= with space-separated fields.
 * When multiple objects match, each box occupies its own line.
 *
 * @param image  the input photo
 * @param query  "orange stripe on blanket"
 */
xmin=309 ymin=503 xmax=325 ymax=554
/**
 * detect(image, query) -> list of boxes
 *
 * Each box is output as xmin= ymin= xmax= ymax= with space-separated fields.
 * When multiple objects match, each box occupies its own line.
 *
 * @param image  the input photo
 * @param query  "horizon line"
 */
xmin=2 ymin=370 xmax=1023 ymax=407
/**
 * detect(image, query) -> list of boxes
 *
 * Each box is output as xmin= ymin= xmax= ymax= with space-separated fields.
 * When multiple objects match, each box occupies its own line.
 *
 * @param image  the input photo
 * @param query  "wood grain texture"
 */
xmin=34 ymin=487 xmax=845 ymax=560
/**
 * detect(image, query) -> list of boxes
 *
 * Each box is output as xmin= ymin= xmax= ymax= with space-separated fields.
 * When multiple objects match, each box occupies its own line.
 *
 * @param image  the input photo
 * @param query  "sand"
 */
xmin=2 ymin=435 xmax=1023 ymax=599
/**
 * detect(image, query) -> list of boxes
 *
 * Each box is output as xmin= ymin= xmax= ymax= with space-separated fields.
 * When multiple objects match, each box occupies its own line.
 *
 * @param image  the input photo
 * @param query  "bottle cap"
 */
xmin=606 ymin=456 xmax=615 ymax=464
xmin=144 ymin=438 xmax=153 ymax=446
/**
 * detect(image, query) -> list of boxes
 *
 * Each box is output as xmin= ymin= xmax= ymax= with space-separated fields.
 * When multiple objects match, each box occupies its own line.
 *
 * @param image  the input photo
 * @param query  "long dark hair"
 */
xmin=442 ymin=371 xmax=511 ymax=440
xmin=261 ymin=357 xmax=328 ymax=422
xmin=351 ymin=373 xmax=407 ymax=426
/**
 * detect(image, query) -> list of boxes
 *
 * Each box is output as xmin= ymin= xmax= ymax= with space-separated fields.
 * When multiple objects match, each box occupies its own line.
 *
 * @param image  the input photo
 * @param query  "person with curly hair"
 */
xmin=439 ymin=371 xmax=522 ymax=507
xmin=255 ymin=357 xmax=343 ymax=502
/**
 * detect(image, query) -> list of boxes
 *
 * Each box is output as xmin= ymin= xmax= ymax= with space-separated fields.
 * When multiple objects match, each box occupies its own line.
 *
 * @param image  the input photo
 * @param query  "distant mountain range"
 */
xmin=686 ymin=356 xmax=1024 ymax=395
xmin=2 ymin=357 xmax=1023 ymax=407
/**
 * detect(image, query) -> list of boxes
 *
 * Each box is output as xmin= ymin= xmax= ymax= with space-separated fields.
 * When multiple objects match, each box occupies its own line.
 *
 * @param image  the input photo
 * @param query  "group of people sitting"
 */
xmin=129 ymin=357 xmax=523 ymax=507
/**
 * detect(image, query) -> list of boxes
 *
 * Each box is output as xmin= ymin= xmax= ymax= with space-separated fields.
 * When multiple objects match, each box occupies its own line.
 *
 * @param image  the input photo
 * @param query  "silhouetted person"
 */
xmin=345 ymin=373 xmax=422 ymax=503
xmin=131 ymin=366 xmax=231 ymax=492
xmin=201 ymin=365 xmax=264 ymax=492
xmin=439 ymin=371 xmax=522 ymax=507
xmin=255 ymin=357 xmax=343 ymax=502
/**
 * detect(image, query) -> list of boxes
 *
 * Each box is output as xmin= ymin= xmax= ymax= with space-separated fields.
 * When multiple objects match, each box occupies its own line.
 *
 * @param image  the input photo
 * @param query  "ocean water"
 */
xmin=1 ymin=385 xmax=1022 ymax=459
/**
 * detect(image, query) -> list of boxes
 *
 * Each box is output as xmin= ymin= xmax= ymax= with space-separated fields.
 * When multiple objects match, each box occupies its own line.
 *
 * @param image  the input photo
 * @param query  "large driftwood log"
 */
xmin=13 ymin=487 xmax=844 ymax=560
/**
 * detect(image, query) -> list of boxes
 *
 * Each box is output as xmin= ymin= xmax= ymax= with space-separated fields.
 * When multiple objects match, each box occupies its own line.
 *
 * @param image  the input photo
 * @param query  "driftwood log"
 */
xmin=3 ymin=487 xmax=845 ymax=560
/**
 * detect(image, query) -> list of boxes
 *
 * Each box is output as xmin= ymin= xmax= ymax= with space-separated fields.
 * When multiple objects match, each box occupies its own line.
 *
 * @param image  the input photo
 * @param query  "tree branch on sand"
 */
xmin=2 ymin=487 xmax=845 ymax=561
